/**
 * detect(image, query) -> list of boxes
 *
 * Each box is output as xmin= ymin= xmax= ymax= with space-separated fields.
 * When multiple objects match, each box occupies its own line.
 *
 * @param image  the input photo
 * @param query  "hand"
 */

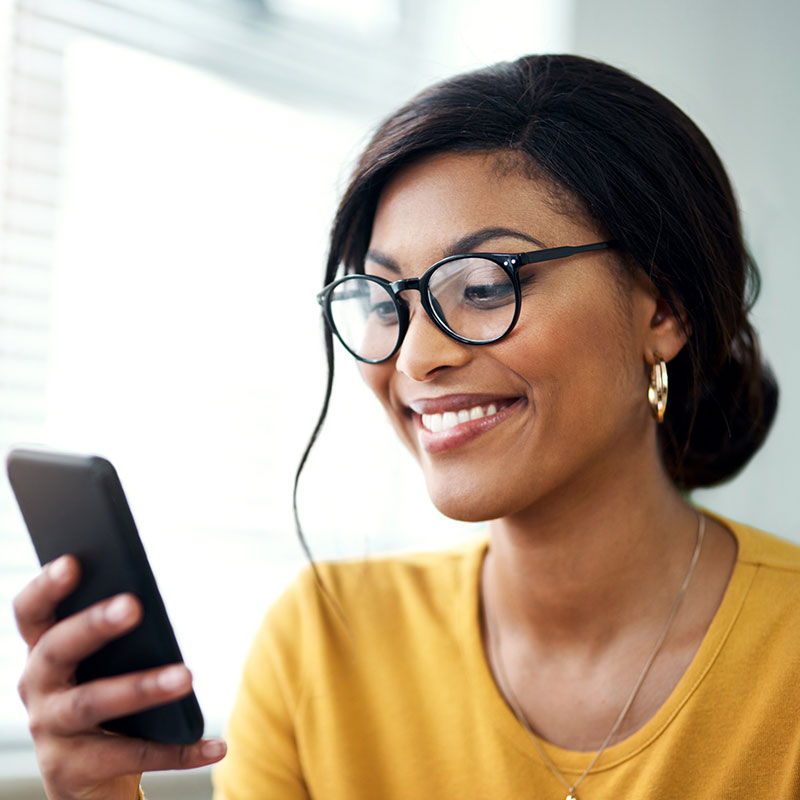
xmin=14 ymin=555 xmax=226 ymax=800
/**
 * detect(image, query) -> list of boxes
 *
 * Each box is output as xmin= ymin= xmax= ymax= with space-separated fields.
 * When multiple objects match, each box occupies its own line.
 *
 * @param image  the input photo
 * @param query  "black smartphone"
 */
xmin=7 ymin=447 xmax=204 ymax=744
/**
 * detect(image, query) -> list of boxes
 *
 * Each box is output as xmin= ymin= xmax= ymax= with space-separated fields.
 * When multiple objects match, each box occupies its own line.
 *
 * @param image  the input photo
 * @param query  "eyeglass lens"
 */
xmin=327 ymin=257 xmax=519 ymax=361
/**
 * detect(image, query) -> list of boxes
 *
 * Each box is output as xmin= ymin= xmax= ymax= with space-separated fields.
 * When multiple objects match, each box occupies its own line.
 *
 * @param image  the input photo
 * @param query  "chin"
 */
xmin=425 ymin=479 xmax=515 ymax=523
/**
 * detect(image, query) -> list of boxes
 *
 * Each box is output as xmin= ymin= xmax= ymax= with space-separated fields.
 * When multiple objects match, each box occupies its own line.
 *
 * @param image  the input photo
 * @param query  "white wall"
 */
xmin=570 ymin=0 xmax=800 ymax=539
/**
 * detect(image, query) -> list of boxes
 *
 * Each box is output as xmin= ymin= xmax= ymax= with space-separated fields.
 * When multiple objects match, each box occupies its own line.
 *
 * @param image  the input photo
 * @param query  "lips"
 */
xmin=406 ymin=394 xmax=525 ymax=453
xmin=421 ymin=400 xmax=512 ymax=432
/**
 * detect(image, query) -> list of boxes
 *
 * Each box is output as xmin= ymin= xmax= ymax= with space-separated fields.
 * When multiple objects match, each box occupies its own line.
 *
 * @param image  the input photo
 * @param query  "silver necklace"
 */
xmin=486 ymin=513 xmax=705 ymax=800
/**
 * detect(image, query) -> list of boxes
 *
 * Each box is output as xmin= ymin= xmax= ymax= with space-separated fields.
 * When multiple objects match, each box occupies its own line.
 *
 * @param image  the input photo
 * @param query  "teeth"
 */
xmin=421 ymin=404 xmax=504 ymax=433
xmin=424 ymin=413 xmax=443 ymax=433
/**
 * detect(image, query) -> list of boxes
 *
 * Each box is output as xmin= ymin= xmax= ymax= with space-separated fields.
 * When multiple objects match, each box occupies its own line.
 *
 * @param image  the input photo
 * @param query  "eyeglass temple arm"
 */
xmin=517 ymin=241 xmax=614 ymax=266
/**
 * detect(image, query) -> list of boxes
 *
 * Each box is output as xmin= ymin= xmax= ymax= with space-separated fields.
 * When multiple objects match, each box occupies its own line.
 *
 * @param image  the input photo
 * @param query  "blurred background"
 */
xmin=0 ymin=0 xmax=797 ymax=796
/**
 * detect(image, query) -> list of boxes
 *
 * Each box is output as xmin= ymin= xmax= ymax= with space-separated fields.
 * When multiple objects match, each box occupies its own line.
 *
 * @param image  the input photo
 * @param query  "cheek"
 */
xmin=358 ymin=361 xmax=412 ymax=438
xmin=358 ymin=362 xmax=389 ymax=407
xmin=505 ymin=287 xmax=640 ymax=416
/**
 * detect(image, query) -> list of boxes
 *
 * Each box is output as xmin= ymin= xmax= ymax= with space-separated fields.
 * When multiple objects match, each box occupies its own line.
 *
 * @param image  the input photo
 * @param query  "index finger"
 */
xmin=13 ymin=555 xmax=81 ymax=649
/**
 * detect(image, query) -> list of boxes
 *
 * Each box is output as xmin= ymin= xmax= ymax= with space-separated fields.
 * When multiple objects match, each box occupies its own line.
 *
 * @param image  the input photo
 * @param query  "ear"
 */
xmin=646 ymin=296 xmax=689 ymax=364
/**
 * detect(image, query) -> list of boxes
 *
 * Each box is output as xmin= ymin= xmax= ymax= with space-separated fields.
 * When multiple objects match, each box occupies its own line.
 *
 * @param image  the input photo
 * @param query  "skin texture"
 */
xmin=361 ymin=151 xmax=674 ymax=524
xmin=360 ymin=151 xmax=737 ymax=750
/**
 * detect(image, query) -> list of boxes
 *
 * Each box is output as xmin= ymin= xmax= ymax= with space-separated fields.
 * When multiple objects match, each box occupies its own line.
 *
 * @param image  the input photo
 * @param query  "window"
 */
xmin=0 ymin=0 xmax=575 ymax=759
xmin=0 ymin=3 xmax=475 ymax=748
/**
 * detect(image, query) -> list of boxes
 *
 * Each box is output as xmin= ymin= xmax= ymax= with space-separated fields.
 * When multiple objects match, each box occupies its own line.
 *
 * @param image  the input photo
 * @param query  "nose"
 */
xmin=394 ymin=298 xmax=472 ymax=381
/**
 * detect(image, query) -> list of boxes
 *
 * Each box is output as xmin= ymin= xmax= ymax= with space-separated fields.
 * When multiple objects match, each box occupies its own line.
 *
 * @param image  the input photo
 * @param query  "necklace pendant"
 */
xmin=565 ymin=795 xmax=577 ymax=800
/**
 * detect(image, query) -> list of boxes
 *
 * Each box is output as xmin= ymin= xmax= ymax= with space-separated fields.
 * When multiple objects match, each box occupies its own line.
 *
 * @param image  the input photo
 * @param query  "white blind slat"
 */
xmin=11 ymin=42 xmax=64 ymax=82
xmin=1 ymin=230 xmax=55 ymax=264
xmin=6 ymin=136 xmax=62 ymax=171
xmin=16 ymin=10 xmax=77 ymax=51
xmin=0 ymin=329 xmax=51 ymax=356
xmin=0 ymin=261 xmax=53 ymax=294
xmin=4 ymin=199 xmax=59 ymax=235
xmin=6 ymin=101 xmax=62 ymax=140
xmin=0 ymin=363 xmax=49 ymax=392
xmin=3 ymin=166 xmax=62 ymax=201
xmin=0 ymin=293 xmax=51 ymax=324
xmin=0 ymin=389 xmax=47 ymax=417
xmin=9 ymin=74 xmax=62 ymax=109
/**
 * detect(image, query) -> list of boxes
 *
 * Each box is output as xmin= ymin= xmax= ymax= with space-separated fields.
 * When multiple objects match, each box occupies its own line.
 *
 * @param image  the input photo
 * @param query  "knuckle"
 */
xmin=63 ymin=689 xmax=94 ymax=729
xmin=17 ymin=673 xmax=30 ymax=706
xmin=132 ymin=672 xmax=156 ymax=705
xmin=11 ymin=588 xmax=39 ymax=633
xmin=177 ymin=744 xmax=197 ymax=768
xmin=88 ymin=602 xmax=108 ymax=633
xmin=26 ymin=705 xmax=47 ymax=739
xmin=65 ymin=604 xmax=109 ymax=650
xmin=11 ymin=590 xmax=26 ymax=623
xmin=36 ymin=636 xmax=61 ymax=672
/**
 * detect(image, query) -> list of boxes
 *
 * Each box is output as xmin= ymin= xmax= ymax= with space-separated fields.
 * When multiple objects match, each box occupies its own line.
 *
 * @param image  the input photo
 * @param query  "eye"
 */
xmin=370 ymin=300 xmax=399 ymax=324
xmin=463 ymin=282 xmax=516 ymax=308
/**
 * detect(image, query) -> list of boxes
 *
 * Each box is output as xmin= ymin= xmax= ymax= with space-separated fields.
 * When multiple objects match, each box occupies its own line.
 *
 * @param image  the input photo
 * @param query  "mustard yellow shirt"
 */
xmin=212 ymin=518 xmax=800 ymax=799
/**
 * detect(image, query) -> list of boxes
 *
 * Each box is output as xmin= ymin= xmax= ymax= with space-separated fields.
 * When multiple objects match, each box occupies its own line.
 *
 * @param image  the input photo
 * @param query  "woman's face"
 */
xmin=359 ymin=151 xmax=661 ymax=522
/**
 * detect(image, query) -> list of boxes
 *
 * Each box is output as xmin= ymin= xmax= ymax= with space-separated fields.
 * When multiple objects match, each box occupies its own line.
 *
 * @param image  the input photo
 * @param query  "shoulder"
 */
xmin=316 ymin=536 xmax=487 ymax=608
xmin=719 ymin=514 xmax=800 ymax=573
xmin=710 ymin=513 xmax=800 ymax=641
xmin=244 ymin=537 xmax=486 ymax=710
xmin=262 ymin=536 xmax=487 ymax=649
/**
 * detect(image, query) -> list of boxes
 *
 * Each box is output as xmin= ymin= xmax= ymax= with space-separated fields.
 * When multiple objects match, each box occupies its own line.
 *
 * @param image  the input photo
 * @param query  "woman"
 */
xmin=13 ymin=55 xmax=795 ymax=799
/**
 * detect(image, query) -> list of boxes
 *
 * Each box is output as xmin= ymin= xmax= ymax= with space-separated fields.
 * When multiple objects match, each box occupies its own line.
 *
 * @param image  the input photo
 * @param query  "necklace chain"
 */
xmin=487 ymin=513 xmax=706 ymax=799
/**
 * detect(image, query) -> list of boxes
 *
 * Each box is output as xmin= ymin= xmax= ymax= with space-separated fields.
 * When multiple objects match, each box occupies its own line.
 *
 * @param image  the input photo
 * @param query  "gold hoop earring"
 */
xmin=648 ymin=354 xmax=668 ymax=423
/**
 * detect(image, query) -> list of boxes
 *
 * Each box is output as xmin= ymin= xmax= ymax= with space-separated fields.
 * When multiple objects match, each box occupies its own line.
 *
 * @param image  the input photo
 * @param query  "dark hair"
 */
xmin=293 ymin=54 xmax=778 ymax=542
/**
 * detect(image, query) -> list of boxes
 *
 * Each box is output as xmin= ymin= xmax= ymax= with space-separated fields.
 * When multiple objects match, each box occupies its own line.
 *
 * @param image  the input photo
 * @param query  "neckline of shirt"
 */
xmin=457 ymin=512 xmax=757 ymax=776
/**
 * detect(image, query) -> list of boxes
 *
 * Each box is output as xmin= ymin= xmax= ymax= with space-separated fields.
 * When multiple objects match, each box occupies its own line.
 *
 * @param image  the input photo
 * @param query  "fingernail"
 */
xmin=201 ymin=739 xmax=226 ymax=759
xmin=48 ymin=556 xmax=70 ymax=582
xmin=157 ymin=664 xmax=189 ymax=691
xmin=105 ymin=595 xmax=133 ymax=624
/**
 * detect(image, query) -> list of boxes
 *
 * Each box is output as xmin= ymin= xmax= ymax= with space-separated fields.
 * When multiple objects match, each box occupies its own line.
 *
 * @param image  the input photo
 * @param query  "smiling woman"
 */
xmin=12 ymin=54 xmax=797 ymax=800
xmin=354 ymin=152 xmax=652 ymax=521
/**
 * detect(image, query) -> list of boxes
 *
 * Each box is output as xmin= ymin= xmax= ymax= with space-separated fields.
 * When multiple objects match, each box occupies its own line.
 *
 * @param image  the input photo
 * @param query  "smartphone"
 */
xmin=7 ymin=447 xmax=204 ymax=744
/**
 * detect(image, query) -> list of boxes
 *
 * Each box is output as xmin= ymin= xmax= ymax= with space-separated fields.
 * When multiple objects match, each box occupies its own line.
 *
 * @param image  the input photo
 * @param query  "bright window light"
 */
xmin=0 ymin=36 xmax=470 ymax=739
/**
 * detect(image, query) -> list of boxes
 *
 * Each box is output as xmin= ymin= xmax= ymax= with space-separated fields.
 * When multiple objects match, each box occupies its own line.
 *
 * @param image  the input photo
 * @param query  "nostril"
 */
xmin=395 ymin=312 xmax=471 ymax=381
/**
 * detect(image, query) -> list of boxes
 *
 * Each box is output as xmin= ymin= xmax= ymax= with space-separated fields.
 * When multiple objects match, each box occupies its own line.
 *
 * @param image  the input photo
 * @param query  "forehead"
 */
xmin=369 ymin=151 xmax=596 ymax=261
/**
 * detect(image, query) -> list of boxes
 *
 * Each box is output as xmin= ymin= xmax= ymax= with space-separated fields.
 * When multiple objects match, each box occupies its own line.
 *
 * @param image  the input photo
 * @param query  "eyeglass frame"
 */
xmin=316 ymin=240 xmax=615 ymax=364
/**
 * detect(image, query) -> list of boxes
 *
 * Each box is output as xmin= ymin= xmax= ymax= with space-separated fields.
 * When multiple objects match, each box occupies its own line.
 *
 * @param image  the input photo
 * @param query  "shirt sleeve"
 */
xmin=212 ymin=570 xmax=312 ymax=800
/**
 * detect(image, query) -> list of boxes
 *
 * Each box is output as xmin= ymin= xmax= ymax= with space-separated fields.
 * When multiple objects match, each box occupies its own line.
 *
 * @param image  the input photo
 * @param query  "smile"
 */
xmin=408 ymin=396 xmax=524 ymax=454
xmin=421 ymin=402 xmax=509 ymax=432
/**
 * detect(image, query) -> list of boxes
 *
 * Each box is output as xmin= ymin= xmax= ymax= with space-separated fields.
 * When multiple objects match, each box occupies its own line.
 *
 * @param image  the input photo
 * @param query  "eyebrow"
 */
xmin=364 ymin=226 xmax=547 ymax=274
xmin=363 ymin=248 xmax=401 ymax=274
xmin=449 ymin=226 xmax=547 ymax=254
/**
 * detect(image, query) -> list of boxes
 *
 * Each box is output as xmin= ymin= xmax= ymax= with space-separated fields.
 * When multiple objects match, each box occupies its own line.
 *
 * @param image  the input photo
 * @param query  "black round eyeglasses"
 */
xmin=317 ymin=241 xmax=614 ymax=364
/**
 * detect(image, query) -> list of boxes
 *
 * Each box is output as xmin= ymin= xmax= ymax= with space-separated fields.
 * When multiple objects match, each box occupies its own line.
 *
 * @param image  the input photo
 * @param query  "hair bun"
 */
xmin=661 ymin=331 xmax=778 ymax=488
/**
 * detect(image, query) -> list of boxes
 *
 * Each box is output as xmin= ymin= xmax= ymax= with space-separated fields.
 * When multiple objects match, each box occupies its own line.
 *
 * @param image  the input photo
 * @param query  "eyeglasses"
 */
xmin=317 ymin=241 xmax=614 ymax=363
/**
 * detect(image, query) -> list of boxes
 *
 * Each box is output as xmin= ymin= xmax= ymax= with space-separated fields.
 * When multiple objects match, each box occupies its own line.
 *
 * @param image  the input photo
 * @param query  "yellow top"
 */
xmin=212 ymin=517 xmax=800 ymax=799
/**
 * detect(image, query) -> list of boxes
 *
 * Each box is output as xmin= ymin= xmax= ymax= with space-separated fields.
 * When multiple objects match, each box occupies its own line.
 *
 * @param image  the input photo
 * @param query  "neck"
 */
xmin=485 ymin=462 xmax=699 ymax=653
